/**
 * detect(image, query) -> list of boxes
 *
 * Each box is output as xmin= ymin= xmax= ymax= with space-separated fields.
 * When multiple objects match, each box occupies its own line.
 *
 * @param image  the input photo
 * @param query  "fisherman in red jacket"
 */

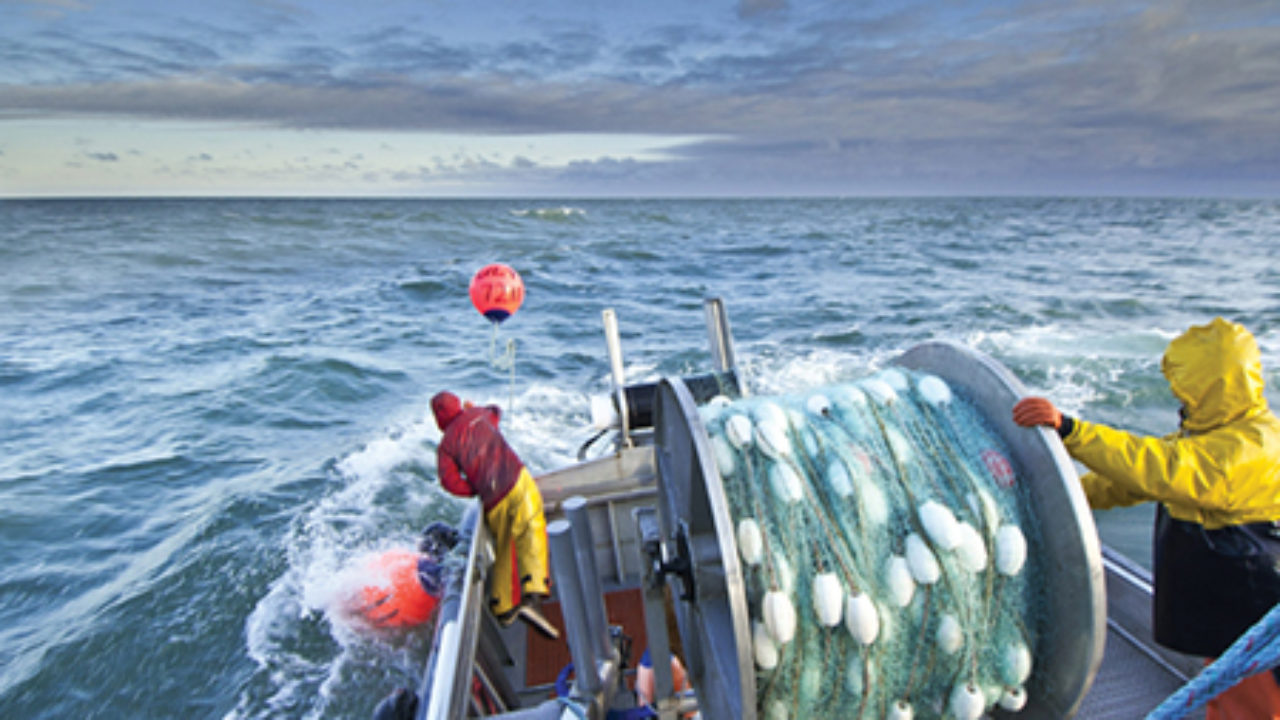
xmin=431 ymin=391 xmax=556 ymax=638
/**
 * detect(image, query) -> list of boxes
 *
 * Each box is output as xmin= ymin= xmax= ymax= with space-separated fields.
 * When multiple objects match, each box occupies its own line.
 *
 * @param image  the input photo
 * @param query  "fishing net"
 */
xmin=699 ymin=367 xmax=1044 ymax=720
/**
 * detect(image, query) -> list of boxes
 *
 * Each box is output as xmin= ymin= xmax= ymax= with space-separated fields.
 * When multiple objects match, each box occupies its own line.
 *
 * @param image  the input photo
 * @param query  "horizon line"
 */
xmin=4 ymin=192 xmax=1278 ymax=202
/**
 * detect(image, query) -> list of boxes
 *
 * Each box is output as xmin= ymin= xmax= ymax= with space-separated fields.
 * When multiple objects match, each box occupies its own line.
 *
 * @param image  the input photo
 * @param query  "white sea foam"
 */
xmin=240 ymin=403 xmax=472 ymax=719
xmin=335 ymin=414 xmax=437 ymax=486
xmin=510 ymin=206 xmax=587 ymax=220
xmin=745 ymin=346 xmax=884 ymax=396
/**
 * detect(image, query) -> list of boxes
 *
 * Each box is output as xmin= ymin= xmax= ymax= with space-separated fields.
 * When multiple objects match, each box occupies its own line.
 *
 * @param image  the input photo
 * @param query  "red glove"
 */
xmin=1012 ymin=397 xmax=1062 ymax=429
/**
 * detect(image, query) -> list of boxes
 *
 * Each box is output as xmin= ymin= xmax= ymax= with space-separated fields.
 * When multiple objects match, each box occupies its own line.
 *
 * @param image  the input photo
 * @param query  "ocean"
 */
xmin=2 ymin=196 xmax=1278 ymax=718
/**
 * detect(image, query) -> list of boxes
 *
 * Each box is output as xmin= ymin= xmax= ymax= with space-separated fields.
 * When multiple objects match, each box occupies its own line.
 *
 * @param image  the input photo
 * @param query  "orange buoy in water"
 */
xmin=469 ymin=264 xmax=524 ymax=323
xmin=356 ymin=549 xmax=438 ymax=628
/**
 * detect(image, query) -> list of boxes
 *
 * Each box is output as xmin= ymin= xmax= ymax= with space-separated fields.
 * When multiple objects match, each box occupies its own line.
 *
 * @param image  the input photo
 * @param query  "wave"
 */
xmin=510 ymin=206 xmax=587 ymax=221
xmin=395 ymin=277 xmax=451 ymax=301
xmin=0 ymin=358 xmax=35 ymax=388
xmin=230 ymin=378 xmax=621 ymax=715
xmin=232 ymin=404 xmax=460 ymax=719
xmin=244 ymin=352 xmax=410 ymax=408
xmin=0 ymin=462 xmax=217 ymax=711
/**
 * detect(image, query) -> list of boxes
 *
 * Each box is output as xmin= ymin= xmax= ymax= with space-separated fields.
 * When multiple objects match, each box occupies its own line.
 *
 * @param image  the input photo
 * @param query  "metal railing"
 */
xmin=416 ymin=504 xmax=493 ymax=720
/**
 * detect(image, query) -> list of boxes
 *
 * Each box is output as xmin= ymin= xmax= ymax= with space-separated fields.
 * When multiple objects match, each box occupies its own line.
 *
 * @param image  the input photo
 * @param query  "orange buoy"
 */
xmin=469 ymin=263 xmax=524 ymax=323
xmin=635 ymin=650 xmax=691 ymax=708
xmin=355 ymin=549 xmax=438 ymax=628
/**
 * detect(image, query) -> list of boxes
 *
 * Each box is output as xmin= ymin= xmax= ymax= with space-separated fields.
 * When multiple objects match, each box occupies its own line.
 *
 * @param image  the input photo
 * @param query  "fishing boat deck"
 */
xmin=532 ymin=461 xmax=1205 ymax=719
xmin=492 ymin=607 xmax=1198 ymax=718
xmin=404 ymin=304 xmax=1207 ymax=719
xmin=1081 ymin=629 xmax=1190 ymax=719
xmin=408 ymin=449 xmax=1208 ymax=720
xmin=1077 ymin=549 xmax=1203 ymax=719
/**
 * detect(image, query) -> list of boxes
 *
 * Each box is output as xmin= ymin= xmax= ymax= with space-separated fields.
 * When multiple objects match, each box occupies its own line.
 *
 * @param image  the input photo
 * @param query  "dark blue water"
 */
xmin=2 ymin=197 xmax=1279 ymax=718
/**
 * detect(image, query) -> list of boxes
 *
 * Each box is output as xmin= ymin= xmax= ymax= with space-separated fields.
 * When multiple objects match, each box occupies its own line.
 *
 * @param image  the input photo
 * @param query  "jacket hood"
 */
xmin=431 ymin=391 xmax=463 ymax=431
xmin=1161 ymin=317 xmax=1267 ymax=433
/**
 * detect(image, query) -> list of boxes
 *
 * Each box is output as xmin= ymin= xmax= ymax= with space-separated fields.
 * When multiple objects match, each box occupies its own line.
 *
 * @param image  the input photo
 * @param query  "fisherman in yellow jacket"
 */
xmin=1014 ymin=317 xmax=1280 ymax=719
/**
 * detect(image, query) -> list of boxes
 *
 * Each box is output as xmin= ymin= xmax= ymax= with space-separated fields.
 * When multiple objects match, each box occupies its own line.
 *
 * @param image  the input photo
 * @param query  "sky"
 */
xmin=1 ymin=0 xmax=1278 ymax=197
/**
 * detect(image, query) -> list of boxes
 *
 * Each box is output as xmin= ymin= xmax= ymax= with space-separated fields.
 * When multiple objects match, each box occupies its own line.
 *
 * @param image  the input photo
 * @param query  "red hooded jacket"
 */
xmin=431 ymin=392 xmax=525 ymax=511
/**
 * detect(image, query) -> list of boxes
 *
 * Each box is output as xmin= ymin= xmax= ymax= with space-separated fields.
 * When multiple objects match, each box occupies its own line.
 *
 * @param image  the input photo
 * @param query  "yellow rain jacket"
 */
xmin=1064 ymin=317 xmax=1280 ymax=529
xmin=1061 ymin=317 xmax=1280 ymax=656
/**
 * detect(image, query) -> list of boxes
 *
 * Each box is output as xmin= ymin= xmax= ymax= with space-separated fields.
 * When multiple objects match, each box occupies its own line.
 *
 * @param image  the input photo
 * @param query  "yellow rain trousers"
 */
xmin=1063 ymin=317 xmax=1280 ymax=528
xmin=484 ymin=468 xmax=550 ymax=618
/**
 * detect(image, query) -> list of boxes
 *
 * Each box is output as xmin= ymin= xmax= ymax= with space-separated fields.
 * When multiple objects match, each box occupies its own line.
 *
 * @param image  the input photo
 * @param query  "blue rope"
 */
xmin=1147 ymin=602 xmax=1280 ymax=719
xmin=556 ymin=697 xmax=588 ymax=720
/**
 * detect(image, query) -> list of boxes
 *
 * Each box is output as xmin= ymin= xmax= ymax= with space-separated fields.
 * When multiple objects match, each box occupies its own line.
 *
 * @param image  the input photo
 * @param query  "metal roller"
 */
xmin=652 ymin=377 xmax=755 ymax=720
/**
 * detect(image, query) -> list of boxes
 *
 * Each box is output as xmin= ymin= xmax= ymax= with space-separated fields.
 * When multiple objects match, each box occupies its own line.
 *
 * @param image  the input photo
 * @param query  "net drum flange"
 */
xmin=651 ymin=341 xmax=1105 ymax=720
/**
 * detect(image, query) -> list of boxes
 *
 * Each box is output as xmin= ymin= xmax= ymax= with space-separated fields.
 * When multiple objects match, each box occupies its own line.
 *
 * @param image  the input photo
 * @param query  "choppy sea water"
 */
xmin=2 ymin=197 xmax=1278 ymax=718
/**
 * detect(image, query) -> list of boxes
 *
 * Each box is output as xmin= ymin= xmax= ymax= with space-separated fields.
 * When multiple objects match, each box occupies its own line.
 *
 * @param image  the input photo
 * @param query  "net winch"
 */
xmin=646 ymin=342 xmax=1104 ymax=719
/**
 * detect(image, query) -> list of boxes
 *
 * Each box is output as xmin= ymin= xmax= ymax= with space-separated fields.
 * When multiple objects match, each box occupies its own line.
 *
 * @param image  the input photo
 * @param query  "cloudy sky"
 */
xmin=2 ymin=0 xmax=1278 ymax=197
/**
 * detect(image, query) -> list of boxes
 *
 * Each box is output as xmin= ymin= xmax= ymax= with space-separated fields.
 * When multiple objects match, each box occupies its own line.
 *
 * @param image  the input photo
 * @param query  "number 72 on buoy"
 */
xmin=469 ymin=263 xmax=525 ymax=323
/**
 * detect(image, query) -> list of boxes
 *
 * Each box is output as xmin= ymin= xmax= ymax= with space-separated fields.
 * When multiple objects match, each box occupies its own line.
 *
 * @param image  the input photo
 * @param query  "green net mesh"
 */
xmin=699 ymin=367 xmax=1044 ymax=720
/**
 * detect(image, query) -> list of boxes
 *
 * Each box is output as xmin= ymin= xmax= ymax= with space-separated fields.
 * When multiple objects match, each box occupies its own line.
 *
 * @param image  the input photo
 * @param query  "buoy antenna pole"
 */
xmin=602 ymin=309 xmax=633 ymax=448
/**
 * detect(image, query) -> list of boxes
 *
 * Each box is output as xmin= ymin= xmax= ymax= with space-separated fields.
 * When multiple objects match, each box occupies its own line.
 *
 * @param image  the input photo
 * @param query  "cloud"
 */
xmin=10 ymin=0 xmax=90 ymax=20
xmin=3 ymin=0 xmax=1279 ymax=195
xmin=5 ymin=4 xmax=1270 ymax=135
xmin=282 ymin=43 xmax=348 ymax=69
xmin=84 ymin=151 xmax=118 ymax=161
xmin=349 ymin=30 xmax=474 ymax=77
xmin=559 ymin=156 xmax=646 ymax=182
xmin=389 ymin=167 xmax=431 ymax=183
xmin=738 ymin=0 xmax=786 ymax=20
xmin=126 ymin=32 xmax=221 ymax=66
xmin=618 ymin=43 xmax=676 ymax=74
xmin=491 ymin=30 xmax=602 ymax=77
